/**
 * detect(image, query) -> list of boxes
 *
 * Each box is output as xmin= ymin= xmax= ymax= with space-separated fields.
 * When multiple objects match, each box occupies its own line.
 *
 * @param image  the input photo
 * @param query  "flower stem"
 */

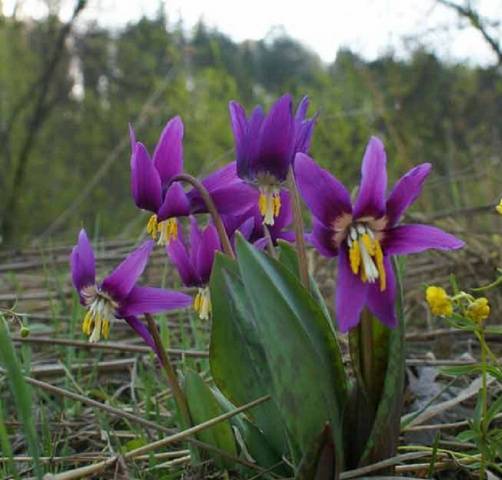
xmin=287 ymin=166 xmax=309 ymax=288
xmin=145 ymin=313 xmax=192 ymax=429
xmin=170 ymin=173 xmax=235 ymax=259
xmin=476 ymin=325 xmax=488 ymax=480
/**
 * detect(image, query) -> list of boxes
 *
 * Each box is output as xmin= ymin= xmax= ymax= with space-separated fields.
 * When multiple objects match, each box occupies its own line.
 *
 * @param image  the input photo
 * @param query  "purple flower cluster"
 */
xmin=70 ymin=93 xmax=464 ymax=348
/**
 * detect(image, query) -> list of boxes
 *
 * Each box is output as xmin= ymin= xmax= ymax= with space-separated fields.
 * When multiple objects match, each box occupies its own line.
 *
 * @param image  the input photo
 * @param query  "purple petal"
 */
xmin=102 ymin=240 xmax=154 ymax=302
xmin=386 ymin=163 xmax=432 ymax=226
xmin=353 ymin=137 xmax=387 ymax=219
xmin=157 ymin=182 xmax=190 ymax=221
xmin=295 ymin=96 xmax=309 ymax=122
xmin=166 ymin=237 xmax=200 ymax=287
xmin=196 ymin=224 xmax=220 ymax=284
xmin=295 ymin=153 xmax=352 ymax=226
xmin=366 ymin=257 xmax=397 ymax=328
xmin=309 ymin=219 xmax=338 ymax=258
xmin=131 ymin=142 xmax=162 ymax=213
xmin=209 ymin=182 xmax=259 ymax=216
xmin=229 ymin=101 xmax=249 ymax=177
xmin=383 ymin=224 xmax=464 ymax=256
xmin=70 ymin=229 xmax=96 ymax=296
xmin=255 ymin=94 xmax=295 ymax=181
xmin=335 ymin=246 xmax=368 ymax=333
xmin=294 ymin=119 xmax=315 ymax=155
xmin=124 ymin=316 xmax=157 ymax=352
xmin=120 ymin=286 xmax=192 ymax=317
xmin=153 ymin=116 xmax=184 ymax=185
xmin=189 ymin=216 xmax=203 ymax=265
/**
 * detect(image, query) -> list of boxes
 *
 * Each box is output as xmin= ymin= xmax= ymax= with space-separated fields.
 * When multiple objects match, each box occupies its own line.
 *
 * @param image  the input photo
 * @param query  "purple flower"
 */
xmin=295 ymin=137 xmax=464 ymax=332
xmin=130 ymin=117 xmax=189 ymax=245
xmin=229 ymin=94 xmax=315 ymax=226
xmin=70 ymin=229 xmax=191 ymax=347
xmin=166 ymin=217 xmax=221 ymax=319
xmin=223 ymin=190 xmax=294 ymax=249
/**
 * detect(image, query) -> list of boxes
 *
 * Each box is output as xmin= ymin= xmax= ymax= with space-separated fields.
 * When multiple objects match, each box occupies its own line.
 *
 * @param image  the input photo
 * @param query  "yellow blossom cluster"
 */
xmin=425 ymin=286 xmax=453 ymax=317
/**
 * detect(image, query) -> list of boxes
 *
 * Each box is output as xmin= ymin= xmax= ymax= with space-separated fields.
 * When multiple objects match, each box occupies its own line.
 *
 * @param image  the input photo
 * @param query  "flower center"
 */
xmin=81 ymin=287 xmax=118 ymax=343
xmin=146 ymin=214 xmax=178 ymax=245
xmin=193 ymin=286 xmax=211 ymax=320
xmin=258 ymin=185 xmax=281 ymax=226
xmin=347 ymin=223 xmax=386 ymax=291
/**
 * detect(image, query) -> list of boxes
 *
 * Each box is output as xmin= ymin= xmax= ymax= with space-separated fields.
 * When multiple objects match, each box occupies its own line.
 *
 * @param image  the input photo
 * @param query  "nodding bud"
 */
xmin=20 ymin=326 xmax=30 ymax=338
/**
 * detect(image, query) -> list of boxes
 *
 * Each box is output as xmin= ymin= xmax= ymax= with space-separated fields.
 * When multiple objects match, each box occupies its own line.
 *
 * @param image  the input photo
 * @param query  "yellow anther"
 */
xmin=193 ymin=287 xmax=211 ymax=320
xmin=258 ymin=193 xmax=267 ymax=216
xmin=467 ymin=297 xmax=490 ymax=323
xmin=82 ymin=310 xmax=94 ymax=335
xmin=349 ymin=241 xmax=361 ymax=275
xmin=273 ymin=193 xmax=281 ymax=217
xmin=361 ymin=233 xmax=375 ymax=256
xmin=496 ymin=199 xmax=502 ymax=215
xmin=157 ymin=218 xmax=178 ymax=245
xmin=426 ymin=286 xmax=453 ymax=317
xmin=102 ymin=318 xmax=110 ymax=339
xmin=374 ymin=240 xmax=386 ymax=291
xmin=146 ymin=214 xmax=159 ymax=240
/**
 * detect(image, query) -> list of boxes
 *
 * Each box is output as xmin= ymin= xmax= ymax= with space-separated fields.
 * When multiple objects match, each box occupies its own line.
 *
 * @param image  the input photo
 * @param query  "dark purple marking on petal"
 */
xmin=295 ymin=152 xmax=352 ymax=227
xmin=102 ymin=240 xmax=154 ymax=302
xmin=153 ymin=116 xmax=184 ymax=185
xmin=353 ymin=136 xmax=387 ymax=219
xmin=366 ymin=256 xmax=397 ymax=328
xmin=131 ymin=142 xmax=162 ymax=213
xmin=335 ymin=246 xmax=368 ymax=333
xmin=386 ymin=163 xmax=432 ymax=226
xmin=70 ymin=229 xmax=96 ymax=297
xmin=383 ymin=224 xmax=464 ymax=256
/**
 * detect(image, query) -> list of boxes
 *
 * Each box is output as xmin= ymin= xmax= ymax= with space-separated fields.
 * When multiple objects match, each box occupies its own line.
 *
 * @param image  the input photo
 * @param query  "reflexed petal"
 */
xmin=209 ymin=182 xmax=258 ymax=216
xmin=102 ymin=240 xmax=154 ymax=301
xmin=157 ymin=182 xmax=190 ymax=221
xmin=383 ymin=224 xmax=464 ymax=256
xmin=353 ymin=137 xmax=387 ymax=219
xmin=294 ymin=119 xmax=315 ymax=155
xmin=386 ymin=163 xmax=432 ymax=226
xmin=124 ymin=316 xmax=157 ymax=352
xmin=166 ymin=237 xmax=200 ymax=287
xmin=295 ymin=96 xmax=309 ymax=122
xmin=309 ymin=219 xmax=338 ymax=258
xmin=70 ymin=229 xmax=96 ymax=295
xmin=295 ymin=153 xmax=352 ymax=226
xmin=255 ymin=94 xmax=295 ymax=181
xmin=131 ymin=142 xmax=162 ymax=212
xmin=247 ymin=106 xmax=265 ymax=170
xmin=196 ymin=224 xmax=220 ymax=284
xmin=367 ymin=257 xmax=397 ymax=328
xmin=335 ymin=247 xmax=368 ymax=332
xmin=153 ymin=116 xmax=184 ymax=185
xmin=120 ymin=286 xmax=192 ymax=317
xmin=189 ymin=216 xmax=203 ymax=265
xmin=229 ymin=101 xmax=249 ymax=176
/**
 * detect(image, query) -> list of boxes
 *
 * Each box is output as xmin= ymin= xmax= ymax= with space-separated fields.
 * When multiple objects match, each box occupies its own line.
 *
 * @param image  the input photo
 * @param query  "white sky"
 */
xmin=3 ymin=0 xmax=502 ymax=64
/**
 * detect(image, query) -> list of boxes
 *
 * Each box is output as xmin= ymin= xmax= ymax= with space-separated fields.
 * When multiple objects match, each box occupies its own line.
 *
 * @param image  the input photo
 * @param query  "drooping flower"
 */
xmin=223 ymin=190 xmax=294 ymax=249
xmin=229 ymin=94 xmax=315 ymax=226
xmin=295 ymin=136 xmax=464 ymax=332
xmin=70 ymin=229 xmax=191 ymax=347
xmin=130 ymin=117 xmax=189 ymax=245
xmin=426 ymin=286 xmax=453 ymax=317
xmin=166 ymin=217 xmax=221 ymax=320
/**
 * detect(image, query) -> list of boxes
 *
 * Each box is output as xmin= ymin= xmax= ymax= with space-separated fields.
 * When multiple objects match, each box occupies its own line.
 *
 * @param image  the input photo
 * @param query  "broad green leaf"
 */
xmin=209 ymin=253 xmax=288 ymax=457
xmin=235 ymin=235 xmax=345 ymax=466
xmin=184 ymin=369 xmax=237 ymax=468
xmin=0 ymin=316 xmax=42 ymax=479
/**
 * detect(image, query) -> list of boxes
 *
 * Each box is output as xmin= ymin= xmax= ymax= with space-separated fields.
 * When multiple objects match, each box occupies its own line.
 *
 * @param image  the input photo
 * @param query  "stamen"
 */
xmin=258 ymin=187 xmax=281 ymax=226
xmin=146 ymin=214 xmax=158 ymax=240
xmin=193 ymin=287 xmax=211 ymax=320
xmin=157 ymin=218 xmax=178 ymax=245
xmin=82 ymin=296 xmax=114 ymax=343
xmin=346 ymin=223 xmax=386 ymax=291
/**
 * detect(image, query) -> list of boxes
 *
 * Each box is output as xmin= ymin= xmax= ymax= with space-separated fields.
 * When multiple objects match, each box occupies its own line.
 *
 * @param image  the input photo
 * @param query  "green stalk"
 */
xmin=476 ymin=325 xmax=488 ymax=480
xmin=145 ymin=314 xmax=192 ymax=429
xmin=287 ymin=166 xmax=309 ymax=288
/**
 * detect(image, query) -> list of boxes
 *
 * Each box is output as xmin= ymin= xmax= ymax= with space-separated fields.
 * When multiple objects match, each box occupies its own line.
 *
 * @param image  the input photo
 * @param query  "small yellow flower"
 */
xmin=426 ymin=286 xmax=453 ymax=317
xmin=467 ymin=297 xmax=490 ymax=323
xmin=496 ymin=199 xmax=502 ymax=215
